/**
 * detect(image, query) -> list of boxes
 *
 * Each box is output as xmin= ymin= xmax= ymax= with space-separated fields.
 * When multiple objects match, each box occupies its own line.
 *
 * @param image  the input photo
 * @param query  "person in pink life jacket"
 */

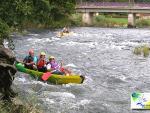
xmin=46 ymin=56 xmax=71 ymax=76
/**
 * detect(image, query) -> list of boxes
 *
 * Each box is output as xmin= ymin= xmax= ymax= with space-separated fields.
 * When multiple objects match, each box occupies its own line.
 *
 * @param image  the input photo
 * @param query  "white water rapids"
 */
xmin=11 ymin=27 xmax=150 ymax=113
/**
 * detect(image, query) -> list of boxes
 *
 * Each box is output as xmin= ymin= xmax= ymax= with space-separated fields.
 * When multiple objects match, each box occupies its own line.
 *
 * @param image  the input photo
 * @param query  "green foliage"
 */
xmin=0 ymin=100 xmax=42 ymax=113
xmin=0 ymin=0 xmax=76 ymax=43
xmin=133 ymin=46 xmax=142 ymax=55
xmin=78 ymin=0 xmax=150 ymax=2
xmin=136 ymin=19 xmax=150 ymax=28
xmin=29 ymin=0 xmax=75 ymax=27
xmin=143 ymin=45 xmax=150 ymax=57
xmin=70 ymin=14 xmax=82 ymax=26
xmin=95 ymin=15 xmax=106 ymax=22
xmin=133 ymin=45 xmax=150 ymax=57
xmin=0 ymin=0 xmax=75 ymax=29
xmin=0 ymin=0 xmax=32 ymax=28
xmin=81 ymin=0 xmax=130 ymax=2
xmin=0 ymin=20 xmax=10 ymax=40
xmin=93 ymin=15 xmax=127 ymax=27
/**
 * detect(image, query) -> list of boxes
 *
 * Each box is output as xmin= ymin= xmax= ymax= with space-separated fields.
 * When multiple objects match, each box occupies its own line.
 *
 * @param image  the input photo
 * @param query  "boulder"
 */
xmin=0 ymin=45 xmax=17 ymax=101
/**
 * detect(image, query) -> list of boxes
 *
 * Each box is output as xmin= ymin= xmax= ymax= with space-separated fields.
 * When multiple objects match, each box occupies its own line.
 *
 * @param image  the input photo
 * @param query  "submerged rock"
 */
xmin=0 ymin=45 xmax=17 ymax=101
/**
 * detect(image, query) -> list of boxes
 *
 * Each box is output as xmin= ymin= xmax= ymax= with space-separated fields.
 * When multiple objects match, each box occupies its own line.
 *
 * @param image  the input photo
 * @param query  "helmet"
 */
xmin=29 ymin=49 xmax=34 ymax=54
xmin=49 ymin=56 xmax=55 ymax=59
xmin=40 ymin=52 xmax=46 ymax=56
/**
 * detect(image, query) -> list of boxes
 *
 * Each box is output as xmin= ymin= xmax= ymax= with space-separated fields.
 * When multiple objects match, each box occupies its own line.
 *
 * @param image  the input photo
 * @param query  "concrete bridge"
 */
xmin=76 ymin=2 xmax=150 ymax=27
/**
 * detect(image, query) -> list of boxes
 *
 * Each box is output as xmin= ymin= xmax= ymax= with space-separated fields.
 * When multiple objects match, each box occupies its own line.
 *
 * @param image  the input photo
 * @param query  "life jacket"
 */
xmin=33 ymin=57 xmax=38 ymax=64
xmin=48 ymin=61 xmax=60 ymax=70
xmin=37 ymin=59 xmax=46 ymax=68
xmin=25 ymin=55 xmax=34 ymax=63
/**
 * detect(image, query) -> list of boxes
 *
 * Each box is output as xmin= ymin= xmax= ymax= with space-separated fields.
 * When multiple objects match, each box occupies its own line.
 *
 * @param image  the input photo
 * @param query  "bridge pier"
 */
xmin=128 ymin=13 xmax=136 ymax=28
xmin=82 ymin=12 xmax=94 ymax=25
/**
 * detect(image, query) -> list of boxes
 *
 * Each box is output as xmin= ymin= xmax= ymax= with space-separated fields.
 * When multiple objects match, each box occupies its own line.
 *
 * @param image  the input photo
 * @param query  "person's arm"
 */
xmin=60 ymin=61 xmax=63 ymax=68
xmin=46 ymin=63 xmax=52 ymax=71
xmin=28 ymin=61 xmax=35 ymax=65
xmin=23 ymin=56 xmax=27 ymax=63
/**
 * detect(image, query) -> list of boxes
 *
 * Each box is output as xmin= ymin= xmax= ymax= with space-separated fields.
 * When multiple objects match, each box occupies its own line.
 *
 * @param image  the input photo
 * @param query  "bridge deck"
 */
xmin=77 ymin=2 xmax=150 ymax=8
xmin=76 ymin=2 xmax=150 ymax=13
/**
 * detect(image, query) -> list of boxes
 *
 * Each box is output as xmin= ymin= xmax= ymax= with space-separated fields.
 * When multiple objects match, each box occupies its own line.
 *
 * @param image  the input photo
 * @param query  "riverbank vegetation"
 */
xmin=133 ymin=45 xmax=150 ymax=57
xmin=136 ymin=19 xmax=150 ymax=28
xmin=0 ymin=100 xmax=42 ymax=113
xmin=93 ymin=15 xmax=150 ymax=28
xmin=0 ymin=0 xmax=76 ymax=40
xmin=0 ymin=20 xmax=10 ymax=43
xmin=93 ymin=15 xmax=128 ymax=27
xmin=71 ymin=13 xmax=150 ymax=28
xmin=1 ymin=0 xmax=150 ymax=41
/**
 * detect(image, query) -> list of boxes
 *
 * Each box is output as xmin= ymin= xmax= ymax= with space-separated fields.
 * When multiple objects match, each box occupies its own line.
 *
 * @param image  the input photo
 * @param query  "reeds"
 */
xmin=133 ymin=45 xmax=150 ymax=57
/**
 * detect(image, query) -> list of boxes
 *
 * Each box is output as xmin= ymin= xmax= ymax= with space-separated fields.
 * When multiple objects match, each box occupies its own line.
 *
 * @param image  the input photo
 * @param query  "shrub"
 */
xmin=133 ymin=46 xmax=142 ymax=55
xmin=70 ymin=14 xmax=82 ymax=26
xmin=136 ymin=19 xmax=150 ymax=27
xmin=0 ymin=20 xmax=10 ymax=40
xmin=133 ymin=45 xmax=150 ymax=57
xmin=94 ymin=15 xmax=105 ymax=22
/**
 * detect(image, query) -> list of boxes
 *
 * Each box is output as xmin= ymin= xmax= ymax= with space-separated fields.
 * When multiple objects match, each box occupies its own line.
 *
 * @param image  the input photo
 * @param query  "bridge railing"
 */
xmin=76 ymin=2 xmax=150 ymax=8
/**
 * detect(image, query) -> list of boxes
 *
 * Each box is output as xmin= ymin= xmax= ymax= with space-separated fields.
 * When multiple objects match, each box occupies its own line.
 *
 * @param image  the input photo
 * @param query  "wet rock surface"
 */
xmin=0 ymin=45 xmax=17 ymax=101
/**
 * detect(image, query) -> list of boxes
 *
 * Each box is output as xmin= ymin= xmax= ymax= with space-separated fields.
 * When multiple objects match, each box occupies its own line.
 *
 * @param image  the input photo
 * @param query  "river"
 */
xmin=11 ymin=27 xmax=150 ymax=113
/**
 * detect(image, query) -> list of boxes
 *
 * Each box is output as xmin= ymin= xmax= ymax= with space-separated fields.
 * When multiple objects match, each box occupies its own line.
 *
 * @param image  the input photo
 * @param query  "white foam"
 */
xmin=82 ymin=52 xmax=87 ymax=55
xmin=17 ymin=77 xmax=26 ymax=82
xmin=119 ymin=41 xmax=142 ymax=47
xmin=65 ymin=63 xmax=77 ymax=68
xmin=45 ymin=98 xmax=55 ymax=104
xmin=3 ymin=39 xmax=9 ymax=48
xmin=109 ymin=74 xmax=127 ymax=82
xmin=27 ymin=38 xmax=52 ymax=43
xmin=27 ymin=38 xmax=42 ymax=41
xmin=60 ymin=41 xmax=79 ymax=46
xmin=42 ymin=92 xmax=76 ymax=99
xmin=31 ymin=80 xmax=50 ymax=86
xmin=51 ymin=36 xmax=60 ymax=40
xmin=70 ymin=99 xmax=91 ymax=110
xmin=60 ymin=41 xmax=97 ymax=49
xmin=78 ymin=99 xmax=91 ymax=105
xmin=28 ymin=33 xmax=39 ymax=36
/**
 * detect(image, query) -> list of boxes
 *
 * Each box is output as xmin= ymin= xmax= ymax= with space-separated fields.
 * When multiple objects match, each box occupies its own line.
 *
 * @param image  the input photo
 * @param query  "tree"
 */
xmin=0 ymin=0 xmax=76 ymax=29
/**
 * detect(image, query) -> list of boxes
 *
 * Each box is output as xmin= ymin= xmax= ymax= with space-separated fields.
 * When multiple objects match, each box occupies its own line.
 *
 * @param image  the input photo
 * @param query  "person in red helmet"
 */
xmin=23 ymin=49 xmax=38 ymax=69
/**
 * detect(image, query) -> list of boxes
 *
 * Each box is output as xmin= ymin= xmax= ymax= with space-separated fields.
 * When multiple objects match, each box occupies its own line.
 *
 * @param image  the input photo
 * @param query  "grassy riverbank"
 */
xmin=93 ymin=15 xmax=128 ymax=27
xmin=0 ymin=100 xmax=42 ymax=113
xmin=0 ymin=92 xmax=43 ymax=113
xmin=71 ymin=13 xmax=150 ymax=28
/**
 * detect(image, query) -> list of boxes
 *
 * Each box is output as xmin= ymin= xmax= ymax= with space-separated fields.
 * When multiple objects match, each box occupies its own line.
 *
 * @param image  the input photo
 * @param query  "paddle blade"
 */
xmin=42 ymin=72 xmax=52 ymax=81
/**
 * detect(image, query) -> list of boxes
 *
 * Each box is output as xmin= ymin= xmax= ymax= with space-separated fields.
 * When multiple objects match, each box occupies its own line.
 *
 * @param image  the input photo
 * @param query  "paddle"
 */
xmin=41 ymin=72 xmax=52 ymax=81
xmin=15 ymin=59 xmax=24 ymax=64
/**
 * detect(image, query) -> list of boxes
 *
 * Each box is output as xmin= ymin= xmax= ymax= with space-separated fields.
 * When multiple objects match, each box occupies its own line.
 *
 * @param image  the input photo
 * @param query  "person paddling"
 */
xmin=23 ymin=49 xmax=37 ymax=70
xmin=37 ymin=52 xmax=47 ymax=72
xmin=62 ymin=26 xmax=69 ymax=33
xmin=46 ymin=56 xmax=71 ymax=76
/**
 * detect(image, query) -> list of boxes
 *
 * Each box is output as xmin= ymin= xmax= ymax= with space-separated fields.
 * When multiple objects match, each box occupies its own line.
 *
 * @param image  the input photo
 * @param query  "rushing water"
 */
xmin=11 ymin=27 xmax=150 ymax=113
